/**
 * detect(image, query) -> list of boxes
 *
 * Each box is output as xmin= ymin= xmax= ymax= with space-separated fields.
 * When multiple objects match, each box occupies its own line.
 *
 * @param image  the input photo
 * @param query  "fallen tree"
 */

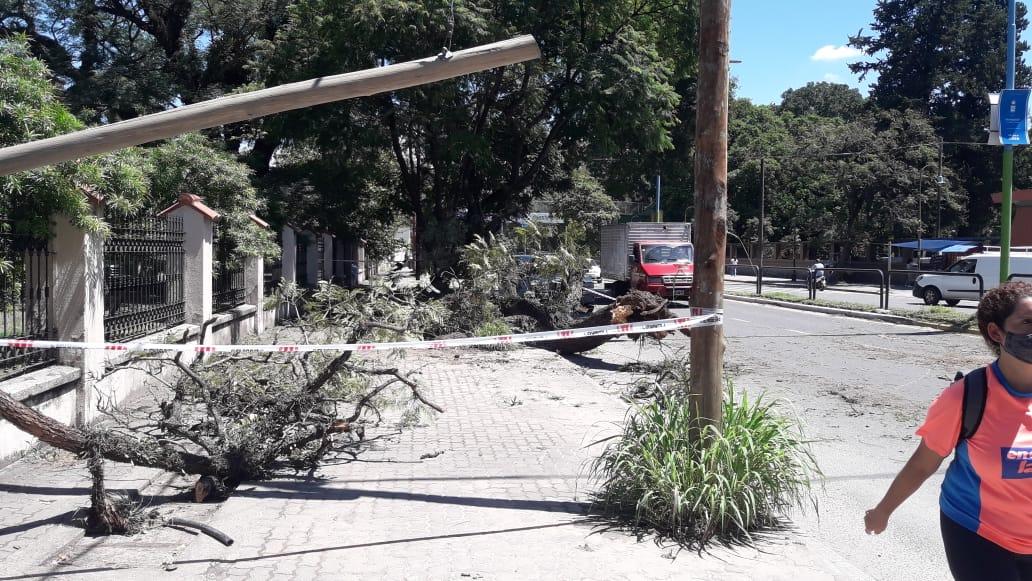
xmin=518 ymin=290 xmax=682 ymax=354
xmin=447 ymin=227 xmax=684 ymax=354
xmin=0 ymin=286 xmax=444 ymax=533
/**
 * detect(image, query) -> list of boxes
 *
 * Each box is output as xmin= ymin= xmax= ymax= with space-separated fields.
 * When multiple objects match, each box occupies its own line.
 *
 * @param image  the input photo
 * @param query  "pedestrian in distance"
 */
xmin=811 ymin=258 xmax=826 ymax=291
xmin=864 ymin=281 xmax=1032 ymax=580
xmin=907 ymin=256 xmax=918 ymax=288
xmin=730 ymin=257 xmax=738 ymax=277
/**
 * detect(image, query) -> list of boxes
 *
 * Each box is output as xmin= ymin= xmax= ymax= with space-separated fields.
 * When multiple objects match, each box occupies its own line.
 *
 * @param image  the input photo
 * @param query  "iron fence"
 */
xmin=213 ymin=224 xmax=246 ymax=312
xmin=0 ymin=227 xmax=54 ymax=380
xmin=104 ymin=216 xmax=185 ymax=341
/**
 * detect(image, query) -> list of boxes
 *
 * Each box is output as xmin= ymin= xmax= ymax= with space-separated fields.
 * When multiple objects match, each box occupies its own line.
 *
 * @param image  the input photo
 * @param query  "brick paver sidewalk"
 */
xmin=0 ymin=343 xmax=869 ymax=580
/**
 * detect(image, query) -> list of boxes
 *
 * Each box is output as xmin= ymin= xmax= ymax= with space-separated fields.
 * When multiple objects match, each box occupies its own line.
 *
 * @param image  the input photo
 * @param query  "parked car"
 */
xmin=513 ymin=253 xmax=563 ymax=297
xmin=913 ymin=252 xmax=1032 ymax=306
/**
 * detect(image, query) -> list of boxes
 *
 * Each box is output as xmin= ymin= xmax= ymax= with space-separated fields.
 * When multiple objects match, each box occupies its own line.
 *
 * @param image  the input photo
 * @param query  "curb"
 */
xmin=724 ymin=294 xmax=978 ymax=334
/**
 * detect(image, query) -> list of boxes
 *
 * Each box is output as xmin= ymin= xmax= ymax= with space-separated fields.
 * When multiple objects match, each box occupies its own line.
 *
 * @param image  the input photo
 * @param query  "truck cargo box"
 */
xmin=600 ymin=222 xmax=692 ymax=280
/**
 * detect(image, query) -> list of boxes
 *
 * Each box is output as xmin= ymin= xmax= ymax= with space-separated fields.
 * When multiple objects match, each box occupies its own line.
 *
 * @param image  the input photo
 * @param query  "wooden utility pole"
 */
xmin=0 ymin=36 xmax=540 ymax=177
xmin=690 ymin=0 xmax=730 ymax=427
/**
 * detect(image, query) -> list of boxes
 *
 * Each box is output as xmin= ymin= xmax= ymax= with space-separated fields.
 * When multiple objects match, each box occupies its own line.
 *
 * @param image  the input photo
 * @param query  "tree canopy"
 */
xmin=0 ymin=35 xmax=148 ymax=235
xmin=250 ymin=0 xmax=695 ymax=272
xmin=727 ymin=96 xmax=963 ymax=254
xmin=3 ymin=0 xmax=1029 ymax=265
xmin=0 ymin=35 xmax=273 ymax=254
xmin=850 ymin=0 xmax=1032 ymax=236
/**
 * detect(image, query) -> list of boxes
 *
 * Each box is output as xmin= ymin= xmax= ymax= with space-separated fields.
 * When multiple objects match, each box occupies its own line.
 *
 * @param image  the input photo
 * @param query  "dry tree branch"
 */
xmin=172 ymin=322 xmax=228 ymax=447
xmin=342 ymin=363 xmax=443 ymax=414
xmin=345 ymin=378 xmax=400 ymax=422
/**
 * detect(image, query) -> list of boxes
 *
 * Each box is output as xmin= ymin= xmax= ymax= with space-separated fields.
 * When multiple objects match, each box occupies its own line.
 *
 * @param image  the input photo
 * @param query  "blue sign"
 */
xmin=999 ymin=89 xmax=1032 ymax=145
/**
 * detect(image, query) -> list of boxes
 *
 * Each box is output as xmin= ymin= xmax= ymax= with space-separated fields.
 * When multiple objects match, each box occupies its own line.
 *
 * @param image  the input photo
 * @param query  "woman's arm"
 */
xmin=865 ymin=440 xmax=947 ymax=534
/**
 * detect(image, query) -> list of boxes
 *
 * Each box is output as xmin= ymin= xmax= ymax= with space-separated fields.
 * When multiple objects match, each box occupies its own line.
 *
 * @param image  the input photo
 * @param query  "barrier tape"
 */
xmin=0 ymin=309 xmax=721 ymax=355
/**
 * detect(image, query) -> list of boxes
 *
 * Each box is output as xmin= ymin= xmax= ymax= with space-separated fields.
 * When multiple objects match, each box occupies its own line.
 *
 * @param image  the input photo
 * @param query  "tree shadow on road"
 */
xmin=0 ymin=510 xmax=77 ymax=537
xmin=560 ymin=353 xmax=625 ymax=372
xmin=233 ymin=480 xmax=591 ymax=514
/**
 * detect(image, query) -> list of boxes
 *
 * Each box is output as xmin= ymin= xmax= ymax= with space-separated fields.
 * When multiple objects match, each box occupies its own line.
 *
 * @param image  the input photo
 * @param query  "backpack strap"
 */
xmin=958 ymin=367 xmax=989 ymax=444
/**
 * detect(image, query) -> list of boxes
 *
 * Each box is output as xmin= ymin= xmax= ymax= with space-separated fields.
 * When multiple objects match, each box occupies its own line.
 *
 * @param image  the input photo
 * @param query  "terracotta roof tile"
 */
xmin=157 ymin=193 xmax=220 ymax=220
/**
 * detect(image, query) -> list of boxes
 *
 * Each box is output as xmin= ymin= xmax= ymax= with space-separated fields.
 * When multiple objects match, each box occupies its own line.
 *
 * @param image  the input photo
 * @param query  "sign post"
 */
xmin=1001 ymin=0 xmax=1019 ymax=282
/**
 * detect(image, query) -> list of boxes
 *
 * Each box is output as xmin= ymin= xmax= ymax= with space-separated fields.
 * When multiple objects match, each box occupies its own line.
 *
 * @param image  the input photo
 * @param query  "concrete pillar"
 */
xmin=161 ymin=195 xmax=216 ymax=327
xmin=50 ymin=212 xmax=105 ymax=426
xmin=356 ymin=243 xmax=367 ymax=284
xmin=281 ymin=226 xmax=297 ymax=286
xmin=322 ymin=233 xmax=334 ymax=284
xmin=244 ymin=255 xmax=265 ymax=334
xmin=304 ymin=232 xmax=319 ymax=287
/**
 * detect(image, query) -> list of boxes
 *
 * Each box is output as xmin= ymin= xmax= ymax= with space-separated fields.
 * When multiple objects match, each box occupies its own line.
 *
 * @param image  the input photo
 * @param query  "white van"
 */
xmin=913 ymin=252 xmax=1032 ymax=306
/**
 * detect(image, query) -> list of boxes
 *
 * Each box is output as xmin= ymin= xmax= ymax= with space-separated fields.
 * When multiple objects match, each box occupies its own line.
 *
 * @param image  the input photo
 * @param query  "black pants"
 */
xmin=941 ymin=511 xmax=1032 ymax=580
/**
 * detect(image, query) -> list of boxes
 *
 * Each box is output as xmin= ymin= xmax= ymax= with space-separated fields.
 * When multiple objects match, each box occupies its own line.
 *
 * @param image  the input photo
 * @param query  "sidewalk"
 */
xmin=0 ymin=344 xmax=868 ymax=580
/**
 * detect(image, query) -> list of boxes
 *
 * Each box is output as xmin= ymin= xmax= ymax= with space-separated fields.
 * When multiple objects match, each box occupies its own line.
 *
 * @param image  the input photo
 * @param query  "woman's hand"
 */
xmin=865 ymin=507 xmax=890 ymax=535
xmin=864 ymin=441 xmax=945 ymax=537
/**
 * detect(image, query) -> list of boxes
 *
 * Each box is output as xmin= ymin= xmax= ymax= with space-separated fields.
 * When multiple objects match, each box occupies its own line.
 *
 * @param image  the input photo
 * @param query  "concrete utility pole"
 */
xmin=936 ymin=138 xmax=944 ymax=239
xmin=0 ymin=36 xmax=540 ymax=177
xmin=690 ymin=0 xmax=730 ymax=428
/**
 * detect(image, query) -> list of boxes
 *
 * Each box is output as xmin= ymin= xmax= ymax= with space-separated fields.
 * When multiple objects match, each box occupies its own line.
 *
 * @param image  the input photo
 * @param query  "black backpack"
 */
xmin=954 ymin=367 xmax=989 ymax=445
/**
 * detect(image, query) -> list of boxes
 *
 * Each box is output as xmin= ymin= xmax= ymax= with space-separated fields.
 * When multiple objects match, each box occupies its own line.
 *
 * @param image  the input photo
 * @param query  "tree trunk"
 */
xmin=86 ymin=447 xmax=130 ymax=534
xmin=528 ymin=290 xmax=675 ymax=354
xmin=0 ymin=389 xmax=220 ymax=476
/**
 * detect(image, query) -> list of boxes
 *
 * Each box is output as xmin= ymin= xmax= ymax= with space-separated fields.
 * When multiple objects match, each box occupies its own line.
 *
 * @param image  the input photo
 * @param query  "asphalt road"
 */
xmin=723 ymin=276 xmax=982 ymax=312
xmin=591 ymin=276 xmax=979 ymax=312
xmin=589 ymin=300 xmax=991 ymax=581
xmin=717 ymin=300 xmax=993 ymax=581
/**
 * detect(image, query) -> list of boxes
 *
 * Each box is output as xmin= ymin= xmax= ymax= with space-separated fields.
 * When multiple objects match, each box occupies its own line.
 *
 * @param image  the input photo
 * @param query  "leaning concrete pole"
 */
xmin=690 ymin=0 xmax=730 ymax=429
xmin=0 ymin=36 xmax=540 ymax=177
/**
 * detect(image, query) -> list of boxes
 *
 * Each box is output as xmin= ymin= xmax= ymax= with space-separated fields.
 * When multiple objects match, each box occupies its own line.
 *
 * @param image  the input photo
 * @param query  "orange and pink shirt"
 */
xmin=918 ymin=362 xmax=1032 ymax=554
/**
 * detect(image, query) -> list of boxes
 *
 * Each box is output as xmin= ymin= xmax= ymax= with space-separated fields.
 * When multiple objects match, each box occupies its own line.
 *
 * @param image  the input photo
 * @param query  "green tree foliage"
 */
xmin=779 ymin=82 xmax=865 ymax=120
xmin=146 ymin=134 xmax=277 ymax=257
xmin=0 ymin=35 xmax=148 ymax=235
xmin=727 ymin=97 xmax=964 ymax=255
xmin=548 ymin=166 xmax=619 ymax=249
xmin=1 ymin=0 xmax=294 ymax=123
xmin=252 ymin=0 xmax=692 ymax=273
xmin=1 ymin=36 xmax=274 ymax=253
xmin=849 ymin=0 xmax=1031 ymax=235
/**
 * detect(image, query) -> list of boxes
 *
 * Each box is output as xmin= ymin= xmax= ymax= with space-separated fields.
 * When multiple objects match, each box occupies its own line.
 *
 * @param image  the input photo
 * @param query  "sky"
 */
xmin=730 ymin=0 xmax=1032 ymax=105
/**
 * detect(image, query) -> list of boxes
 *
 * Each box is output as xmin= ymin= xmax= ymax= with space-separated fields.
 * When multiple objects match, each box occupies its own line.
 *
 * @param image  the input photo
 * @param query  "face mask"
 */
xmin=1003 ymin=332 xmax=1032 ymax=364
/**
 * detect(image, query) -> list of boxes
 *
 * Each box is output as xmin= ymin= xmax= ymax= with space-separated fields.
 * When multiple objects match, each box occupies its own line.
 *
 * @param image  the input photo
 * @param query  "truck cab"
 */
xmin=629 ymin=241 xmax=694 ymax=298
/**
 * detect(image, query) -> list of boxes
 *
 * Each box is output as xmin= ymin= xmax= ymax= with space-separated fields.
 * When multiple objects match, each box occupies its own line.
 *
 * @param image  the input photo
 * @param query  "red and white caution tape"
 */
xmin=0 ymin=309 xmax=721 ymax=354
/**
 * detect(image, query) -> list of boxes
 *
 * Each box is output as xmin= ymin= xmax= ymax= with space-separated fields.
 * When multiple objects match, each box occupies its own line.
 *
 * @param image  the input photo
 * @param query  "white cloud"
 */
xmin=811 ymin=45 xmax=862 ymax=61
xmin=823 ymin=73 xmax=841 ymax=82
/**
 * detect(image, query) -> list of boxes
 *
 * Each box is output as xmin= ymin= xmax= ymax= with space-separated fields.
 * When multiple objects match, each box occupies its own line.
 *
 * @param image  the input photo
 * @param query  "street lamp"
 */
xmin=936 ymin=138 xmax=946 ymax=239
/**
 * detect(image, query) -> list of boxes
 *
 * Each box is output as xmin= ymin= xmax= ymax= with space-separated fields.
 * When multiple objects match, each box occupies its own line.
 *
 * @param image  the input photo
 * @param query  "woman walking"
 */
xmin=865 ymin=281 xmax=1032 ymax=580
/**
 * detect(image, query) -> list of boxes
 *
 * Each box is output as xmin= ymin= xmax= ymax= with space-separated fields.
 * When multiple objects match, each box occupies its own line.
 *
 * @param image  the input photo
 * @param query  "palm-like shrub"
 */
xmin=591 ymin=388 xmax=820 ymax=545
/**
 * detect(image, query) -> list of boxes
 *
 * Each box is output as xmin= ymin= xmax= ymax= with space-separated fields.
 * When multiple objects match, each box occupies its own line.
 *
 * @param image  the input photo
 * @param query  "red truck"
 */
xmin=600 ymin=222 xmax=694 ymax=298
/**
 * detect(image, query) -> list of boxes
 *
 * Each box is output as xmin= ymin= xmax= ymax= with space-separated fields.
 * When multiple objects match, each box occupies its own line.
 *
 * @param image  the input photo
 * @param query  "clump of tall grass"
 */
xmin=474 ymin=319 xmax=515 ymax=351
xmin=590 ymin=388 xmax=820 ymax=546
